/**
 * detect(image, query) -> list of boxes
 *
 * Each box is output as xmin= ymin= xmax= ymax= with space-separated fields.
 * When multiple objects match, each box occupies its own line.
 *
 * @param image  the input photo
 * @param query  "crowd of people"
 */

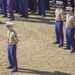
xmin=0 ymin=0 xmax=74 ymax=20
xmin=0 ymin=0 xmax=75 ymax=73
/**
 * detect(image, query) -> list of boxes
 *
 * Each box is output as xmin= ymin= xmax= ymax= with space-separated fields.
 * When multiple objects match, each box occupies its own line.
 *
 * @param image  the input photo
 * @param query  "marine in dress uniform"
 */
xmin=65 ymin=7 xmax=75 ymax=53
xmin=6 ymin=22 xmax=19 ymax=72
xmin=38 ymin=0 xmax=45 ymax=17
xmin=53 ymin=1 xmax=64 ymax=47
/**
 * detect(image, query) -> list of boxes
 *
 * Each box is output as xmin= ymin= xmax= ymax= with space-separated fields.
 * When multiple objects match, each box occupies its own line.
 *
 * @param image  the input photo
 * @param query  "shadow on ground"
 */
xmin=18 ymin=68 xmax=71 ymax=75
xmin=15 ymin=16 xmax=55 ymax=25
xmin=0 ymin=21 xmax=5 ymax=24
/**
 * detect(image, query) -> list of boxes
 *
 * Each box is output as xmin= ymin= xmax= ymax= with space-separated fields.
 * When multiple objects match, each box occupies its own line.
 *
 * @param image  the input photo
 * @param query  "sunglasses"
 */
xmin=6 ymin=26 xmax=10 ymax=27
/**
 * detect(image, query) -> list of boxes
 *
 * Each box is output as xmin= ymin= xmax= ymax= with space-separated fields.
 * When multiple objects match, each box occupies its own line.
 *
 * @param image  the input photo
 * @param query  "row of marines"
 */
xmin=0 ymin=0 xmax=74 ymax=21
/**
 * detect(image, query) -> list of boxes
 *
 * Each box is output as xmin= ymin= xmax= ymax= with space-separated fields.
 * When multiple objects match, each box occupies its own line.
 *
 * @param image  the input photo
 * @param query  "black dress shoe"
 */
xmin=11 ymin=69 xmax=18 ymax=72
xmin=20 ymin=16 xmax=25 ymax=18
xmin=37 ymin=13 xmax=41 ymax=15
xmin=53 ymin=41 xmax=60 ymax=44
xmin=9 ymin=19 xmax=14 ymax=21
xmin=58 ymin=44 xmax=63 ymax=47
xmin=31 ymin=11 xmax=35 ymax=13
xmin=64 ymin=47 xmax=70 ymax=50
xmin=6 ymin=66 xmax=13 ymax=69
xmin=71 ymin=51 xmax=75 ymax=53
xmin=42 ymin=14 xmax=45 ymax=17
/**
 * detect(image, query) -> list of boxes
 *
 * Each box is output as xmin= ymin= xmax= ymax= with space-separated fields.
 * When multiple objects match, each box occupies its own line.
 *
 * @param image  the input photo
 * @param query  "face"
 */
xmin=7 ymin=26 xmax=13 ymax=30
xmin=56 ymin=4 xmax=61 ymax=8
xmin=67 ymin=10 xmax=72 ymax=14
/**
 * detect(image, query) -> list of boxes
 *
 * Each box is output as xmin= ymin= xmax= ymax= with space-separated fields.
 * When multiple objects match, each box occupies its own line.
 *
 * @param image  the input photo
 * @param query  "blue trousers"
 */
xmin=0 ymin=0 xmax=3 ymax=13
xmin=28 ymin=0 xmax=37 ymax=12
xmin=21 ymin=0 xmax=25 ymax=17
xmin=66 ymin=27 xmax=75 ymax=51
xmin=21 ymin=0 xmax=28 ymax=18
xmin=8 ymin=44 xmax=18 ymax=70
xmin=55 ymin=21 xmax=64 ymax=45
xmin=7 ymin=0 xmax=10 ymax=18
xmin=18 ymin=0 xmax=22 ymax=14
xmin=45 ymin=0 xmax=50 ymax=10
xmin=38 ymin=0 xmax=45 ymax=16
xmin=7 ymin=0 xmax=14 ymax=20
xmin=15 ymin=0 xmax=19 ymax=13
xmin=3 ymin=0 xmax=7 ymax=16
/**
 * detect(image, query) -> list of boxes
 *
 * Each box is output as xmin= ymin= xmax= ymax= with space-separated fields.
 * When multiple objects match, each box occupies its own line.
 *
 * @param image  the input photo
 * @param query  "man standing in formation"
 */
xmin=6 ymin=22 xmax=19 ymax=72
xmin=0 ymin=0 xmax=3 ymax=14
xmin=53 ymin=1 xmax=64 ymax=47
xmin=65 ymin=7 xmax=75 ymax=53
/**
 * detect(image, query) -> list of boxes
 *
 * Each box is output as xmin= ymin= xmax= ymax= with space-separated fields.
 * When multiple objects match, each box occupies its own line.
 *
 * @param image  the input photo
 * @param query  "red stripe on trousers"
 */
xmin=10 ymin=0 xmax=14 ymax=19
xmin=24 ymin=0 xmax=28 ymax=18
xmin=72 ymin=28 xmax=74 ymax=49
xmin=34 ymin=0 xmax=37 ymax=11
xmin=60 ymin=21 xmax=64 ymax=45
xmin=12 ymin=45 xmax=17 ymax=69
xmin=3 ymin=0 xmax=7 ymax=16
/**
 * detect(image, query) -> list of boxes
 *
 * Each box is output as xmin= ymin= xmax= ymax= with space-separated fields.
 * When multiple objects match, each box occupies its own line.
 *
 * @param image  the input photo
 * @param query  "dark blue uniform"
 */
xmin=9 ymin=0 xmax=14 ymax=20
xmin=0 ymin=0 xmax=3 ymax=14
xmin=45 ymin=0 xmax=50 ymax=10
xmin=15 ymin=0 xmax=19 ymax=13
xmin=21 ymin=0 xmax=28 ymax=18
xmin=28 ymin=0 xmax=37 ymax=12
xmin=18 ymin=0 xmax=22 ymax=14
xmin=3 ymin=0 xmax=7 ymax=17
xmin=38 ymin=0 xmax=45 ymax=17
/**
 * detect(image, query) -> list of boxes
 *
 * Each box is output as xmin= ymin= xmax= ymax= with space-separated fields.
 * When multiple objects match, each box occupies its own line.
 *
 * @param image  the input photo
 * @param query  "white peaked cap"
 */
xmin=56 ymin=1 xmax=63 ymax=5
xmin=66 ymin=7 xmax=73 ymax=11
xmin=6 ymin=22 xmax=14 ymax=26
